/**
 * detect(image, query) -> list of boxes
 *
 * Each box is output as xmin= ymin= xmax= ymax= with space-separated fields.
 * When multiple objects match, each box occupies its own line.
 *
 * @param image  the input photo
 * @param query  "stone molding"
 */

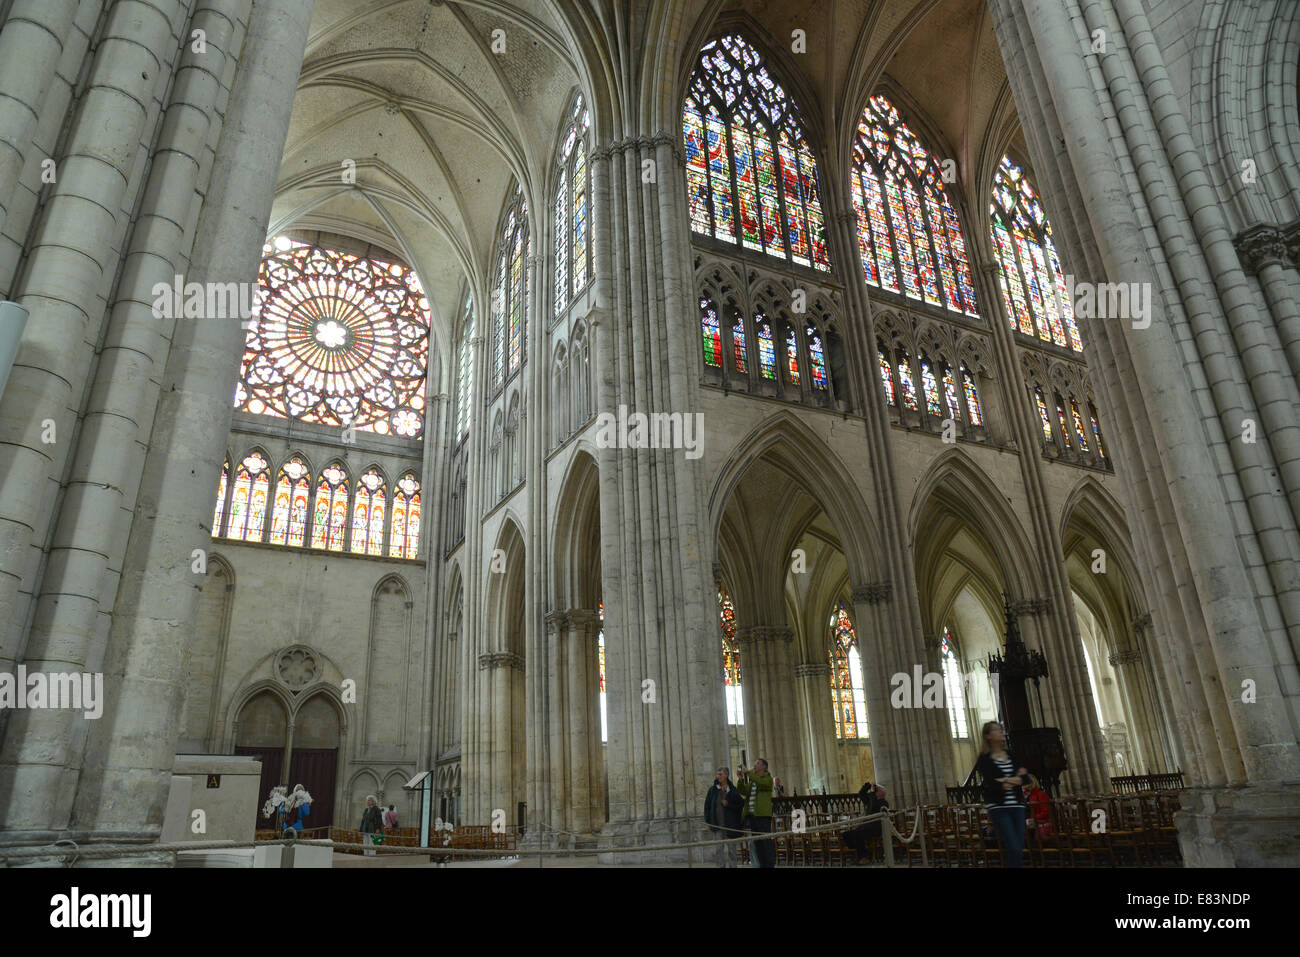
xmin=1130 ymin=611 xmax=1153 ymax=641
xmin=794 ymin=662 xmax=832 ymax=678
xmin=735 ymin=624 xmax=793 ymax=644
xmin=1234 ymin=222 xmax=1289 ymax=274
xmin=591 ymin=132 xmax=683 ymax=169
xmin=1010 ymin=597 xmax=1051 ymax=617
xmin=275 ymin=645 xmax=320 ymax=689
xmin=851 ymin=582 xmax=892 ymax=604
xmin=478 ymin=652 xmax=525 ymax=672
xmin=1284 ymin=219 xmax=1300 ymax=267
xmin=566 ymin=608 xmax=600 ymax=636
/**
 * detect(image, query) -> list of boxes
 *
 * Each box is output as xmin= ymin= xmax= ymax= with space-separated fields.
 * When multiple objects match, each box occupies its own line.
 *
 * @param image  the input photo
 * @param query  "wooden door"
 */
xmin=235 ymin=746 xmax=284 ymax=829
xmin=288 ymin=748 xmax=337 ymax=829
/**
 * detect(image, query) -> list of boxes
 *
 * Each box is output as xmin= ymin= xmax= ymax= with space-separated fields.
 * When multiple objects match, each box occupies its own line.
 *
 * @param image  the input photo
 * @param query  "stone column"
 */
xmin=567 ymin=609 xmax=600 ymax=835
xmin=543 ymin=610 xmax=568 ymax=837
xmin=0 ymin=0 xmax=82 ymax=238
xmin=734 ymin=625 xmax=801 ymax=789
xmin=0 ymin=0 xmax=188 ymax=671
xmin=795 ymin=662 xmax=834 ymax=792
xmin=65 ymin=0 xmax=315 ymax=848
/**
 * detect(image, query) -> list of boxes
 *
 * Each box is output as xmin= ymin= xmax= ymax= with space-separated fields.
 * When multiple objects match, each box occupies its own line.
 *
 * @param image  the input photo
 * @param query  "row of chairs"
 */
xmin=741 ymin=791 xmax=1182 ymax=867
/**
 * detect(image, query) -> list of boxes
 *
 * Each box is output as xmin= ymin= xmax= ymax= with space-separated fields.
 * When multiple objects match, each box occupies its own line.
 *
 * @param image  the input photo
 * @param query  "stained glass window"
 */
xmin=269 ymin=456 xmax=310 ymax=547
xmin=1090 ymin=404 xmax=1106 ymax=457
xmin=493 ymin=185 xmax=530 ymax=385
xmin=940 ymin=627 xmax=969 ymax=739
xmin=719 ymin=587 xmax=744 ymax=726
xmin=731 ymin=308 xmax=748 ymax=372
xmin=1071 ymin=399 xmax=1090 ymax=452
xmin=351 ymin=468 xmax=387 ymax=555
xmin=598 ymin=601 xmax=607 ymax=744
xmin=990 ymin=156 xmax=1082 ymax=351
xmin=390 ymin=473 xmax=421 ymax=559
xmin=1036 ymin=388 xmax=1053 ymax=442
xmin=962 ymin=368 xmax=983 ymax=425
xmin=897 ymin=353 xmax=919 ymax=411
xmin=878 ymin=348 xmax=895 ymax=405
xmin=851 ymin=94 xmax=978 ymax=316
xmin=236 ymin=237 xmax=429 ymax=438
xmin=212 ymin=459 xmax=228 ymax=534
xmin=829 ymin=603 xmax=867 ymax=739
xmin=942 ymin=366 xmax=961 ymax=421
xmin=310 ymin=463 xmax=349 ymax=552
xmin=701 ymin=295 xmax=722 ymax=366
xmin=756 ymin=312 xmax=776 ymax=379
xmin=555 ymin=94 xmax=593 ymax=316
xmin=226 ymin=451 xmax=269 ymax=542
xmin=920 ymin=358 xmax=943 ymax=417
xmin=683 ymin=35 xmax=830 ymax=271
xmin=785 ymin=327 xmax=800 ymax=386
xmin=1055 ymin=394 xmax=1070 ymax=447
xmin=807 ymin=323 xmax=827 ymax=390
xmin=456 ymin=294 xmax=474 ymax=439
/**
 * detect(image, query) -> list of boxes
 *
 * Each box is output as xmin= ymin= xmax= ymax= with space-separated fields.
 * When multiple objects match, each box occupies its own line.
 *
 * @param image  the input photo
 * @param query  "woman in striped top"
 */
xmin=974 ymin=721 xmax=1030 ymax=867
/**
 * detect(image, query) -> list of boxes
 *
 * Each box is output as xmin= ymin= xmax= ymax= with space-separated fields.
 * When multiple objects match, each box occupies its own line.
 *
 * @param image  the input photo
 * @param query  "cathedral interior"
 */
xmin=0 ymin=0 xmax=1297 ymax=869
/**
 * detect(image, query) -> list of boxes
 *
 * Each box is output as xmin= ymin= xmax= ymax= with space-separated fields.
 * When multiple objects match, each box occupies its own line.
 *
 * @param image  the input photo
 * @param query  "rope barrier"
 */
xmin=0 ymin=810 xmax=908 ymax=864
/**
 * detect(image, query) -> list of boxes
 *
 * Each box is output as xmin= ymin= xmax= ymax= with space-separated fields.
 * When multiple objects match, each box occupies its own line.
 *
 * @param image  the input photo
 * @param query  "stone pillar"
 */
xmin=733 ymin=625 xmax=800 ymax=787
xmin=567 ymin=608 xmax=601 ymax=835
xmin=0 ymin=0 xmax=188 ymax=671
xmin=795 ymin=662 xmax=834 ymax=792
xmin=0 ymin=0 xmax=82 ymax=238
xmin=64 ymin=0 xmax=315 ymax=848
xmin=543 ymin=610 xmax=568 ymax=837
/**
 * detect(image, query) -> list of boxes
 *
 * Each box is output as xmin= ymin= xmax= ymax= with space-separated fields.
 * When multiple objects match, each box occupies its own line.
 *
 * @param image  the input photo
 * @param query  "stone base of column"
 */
xmin=597 ymin=817 xmax=698 ymax=866
xmin=1175 ymin=784 xmax=1300 ymax=867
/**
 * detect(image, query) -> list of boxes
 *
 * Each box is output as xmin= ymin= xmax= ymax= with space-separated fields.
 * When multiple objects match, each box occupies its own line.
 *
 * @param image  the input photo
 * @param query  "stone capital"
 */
xmin=478 ymin=652 xmax=525 ymax=672
xmin=794 ymin=662 xmax=832 ymax=679
xmin=1108 ymin=649 xmax=1141 ymax=667
xmin=735 ymin=624 xmax=793 ymax=645
xmin=544 ymin=610 xmax=569 ymax=634
xmin=566 ymin=608 xmax=601 ymax=636
xmin=850 ymin=581 xmax=892 ymax=605
xmin=1234 ymin=222 xmax=1288 ymax=274
xmin=1010 ymin=597 xmax=1051 ymax=617
xmin=1284 ymin=219 xmax=1300 ymax=267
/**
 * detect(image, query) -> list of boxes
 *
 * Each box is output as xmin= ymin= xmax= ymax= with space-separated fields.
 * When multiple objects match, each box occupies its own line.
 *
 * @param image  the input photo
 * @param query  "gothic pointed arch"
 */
xmin=682 ymin=31 xmax=831 ymax=271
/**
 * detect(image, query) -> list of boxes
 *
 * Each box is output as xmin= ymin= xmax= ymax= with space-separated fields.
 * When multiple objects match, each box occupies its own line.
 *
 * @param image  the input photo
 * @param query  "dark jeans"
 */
xmin=747 ymin=816 xmax=775 ymax=868
xmin=989 ymin=805 xmax=1027 ymax=867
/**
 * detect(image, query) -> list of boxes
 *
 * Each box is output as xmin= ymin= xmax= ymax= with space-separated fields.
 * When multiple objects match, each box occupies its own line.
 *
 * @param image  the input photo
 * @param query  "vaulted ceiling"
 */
xmin=266 ymin=0 xmax=1015 ymax=379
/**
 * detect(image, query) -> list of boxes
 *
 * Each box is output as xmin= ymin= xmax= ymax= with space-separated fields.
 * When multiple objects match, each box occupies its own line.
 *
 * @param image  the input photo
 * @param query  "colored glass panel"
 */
xmin=706 ymin=109 xmax=734 ymax=242
xmin=897 ymin=355 xmax=919 ymax=411
xmin=731 ymin=310 xmax=748 ymax=372
xmin=778 ymin=134 xmax=809 ymax=262
xmin=785 ymin=327 xmax=800 ymax=386
xmin=573 ymin=149 xmax=588 ymax=294
xmin=554 ymin=178 xmax=568 ymax=315
xmin=962 ymin=369 xmax=983 ymax=426
xmin=920 ymin=359 xmax=943 ymax=417
xmin=1090 ymin=407 xmax=1106 ymax=457
xmin=1036 ymin=388 xmax=1053 ymax=442
xmin=732 ymin=121 xmax=762 ymax=249
xmin=390 ymin=474 xmax=421 ymax=559
xmin=701 ymin=296 xmax=721 ymax=366
xmin=212 ymin=462 xmax=228 ymax=535
xmin=942 ymin=365 xmax=960 ymax=421
xmin=878 ymin=350 xmax=895 ymax=404
xmin=1071 ymin=400 xmax=1090 ymax=452
xmin=940 ymin=627 xmax=969 ymax=738
xmin=807 ymin=324 xmax=827 ymax=389
xmin=756 ymin=313 xmax=775 ymax=379
xmin=684 ymin=103 xmax=711 ymax=235
xmin=240 ymin=240 xmax=430 ymax=437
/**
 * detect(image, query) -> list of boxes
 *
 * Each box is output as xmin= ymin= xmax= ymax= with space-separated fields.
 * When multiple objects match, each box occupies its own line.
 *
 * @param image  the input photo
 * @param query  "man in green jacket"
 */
xmin=737 ymin=759 xmax=776 ymax=868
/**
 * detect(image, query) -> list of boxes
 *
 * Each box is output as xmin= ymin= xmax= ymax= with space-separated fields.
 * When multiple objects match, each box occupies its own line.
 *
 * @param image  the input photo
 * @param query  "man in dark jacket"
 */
xmin=703 ymin=767 xmax=744 ymax=867
xmin=843 ymin=781 xmax=890 ymax=861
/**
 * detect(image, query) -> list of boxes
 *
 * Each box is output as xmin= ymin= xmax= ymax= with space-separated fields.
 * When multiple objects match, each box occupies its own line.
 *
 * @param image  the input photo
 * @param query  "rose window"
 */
xmin=235 ymin=238 xmax=430 ymax=437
